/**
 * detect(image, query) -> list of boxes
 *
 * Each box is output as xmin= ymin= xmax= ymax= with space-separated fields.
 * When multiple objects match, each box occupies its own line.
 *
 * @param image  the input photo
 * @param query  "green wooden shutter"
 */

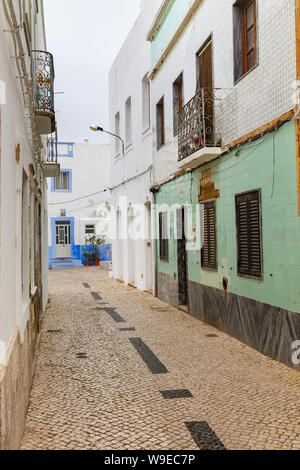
xmin=201 ymin=201 xmax=217 ymax=270
xmin=236 ymin=190 xmax=262 ymax=278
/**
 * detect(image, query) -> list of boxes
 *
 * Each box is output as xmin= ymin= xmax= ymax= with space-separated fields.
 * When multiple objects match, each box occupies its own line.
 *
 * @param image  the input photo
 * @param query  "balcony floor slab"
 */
xmin=178 ymin=146 xmax=222 ymax=170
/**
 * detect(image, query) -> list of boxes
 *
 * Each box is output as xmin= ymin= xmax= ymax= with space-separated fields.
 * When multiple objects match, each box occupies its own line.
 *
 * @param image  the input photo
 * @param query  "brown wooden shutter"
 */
xmin=159 ymin=212 xmax=169 ymax=262
xmin=236 ymin=190 xmax=262 ymax=278
xmin=201 ymin=201 xmax=217 ymax=270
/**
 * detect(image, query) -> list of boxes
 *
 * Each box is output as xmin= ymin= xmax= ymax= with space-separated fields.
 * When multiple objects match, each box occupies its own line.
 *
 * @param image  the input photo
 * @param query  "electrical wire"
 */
xmin=48 ymin=188 xmax=109 ymax=205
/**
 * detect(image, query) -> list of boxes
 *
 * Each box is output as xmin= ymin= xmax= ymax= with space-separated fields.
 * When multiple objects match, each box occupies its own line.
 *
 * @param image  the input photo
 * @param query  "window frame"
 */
xmin=125 ymin=97 xmax=132 ymax=147
xmin=201 ymin=200 xmax=218 ymax=271
xmin=233 ymin=0 xmax=258 ymax=84
xmin=235 ymin=189 xmax=263 ymax=280
xmin=142 ymin=74 xmax=151 ymax=132
xmin=242 ymin=0 xmax=257 ymax=75
xmin=114 ymin=112 xmax=121 ymax=157
xmin=156 ymin=97 xmax=165 ymax=150
xmin=173 ymin=72 xmax=184 ymax=136
xmin=51 ymin=169 xmax=72 ymax=193
xmin=85 ymin=224 xmax=96 ymax=235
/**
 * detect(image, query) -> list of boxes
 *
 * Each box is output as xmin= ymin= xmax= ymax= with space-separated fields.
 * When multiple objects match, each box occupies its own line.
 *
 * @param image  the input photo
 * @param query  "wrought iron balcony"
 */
xmin=32 ymin=50 xmax=56 ymax=135
xmin=178 ymin=88 xmax=222 ymax=169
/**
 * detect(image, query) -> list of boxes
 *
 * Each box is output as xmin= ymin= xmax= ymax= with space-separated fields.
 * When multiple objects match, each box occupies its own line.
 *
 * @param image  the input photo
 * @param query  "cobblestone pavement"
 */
xmin=21 ymin=268 xmax=300 ymax=450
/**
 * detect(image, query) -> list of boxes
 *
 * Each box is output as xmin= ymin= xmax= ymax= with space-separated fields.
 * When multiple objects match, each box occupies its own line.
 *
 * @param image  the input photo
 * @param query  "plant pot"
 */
xmin=86 ymin=261 xmax=91 ymax=266
xmin=95 ymin=259 xmax=100 ymax=266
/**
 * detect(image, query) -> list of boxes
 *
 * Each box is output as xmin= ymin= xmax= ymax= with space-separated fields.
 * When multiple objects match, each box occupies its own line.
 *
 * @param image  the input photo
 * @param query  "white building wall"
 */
xmin=0 ymin=0 xmax=48 ymax=363
xmin=150 ymin=0 xmax=296 ymax=183
xmin=109 ymin=0 xmax=161 ymax=291
xmin=48 ymin=142 xmax=111 ymax=257
xmin=0 ymin=0 xmax=50 ymax=448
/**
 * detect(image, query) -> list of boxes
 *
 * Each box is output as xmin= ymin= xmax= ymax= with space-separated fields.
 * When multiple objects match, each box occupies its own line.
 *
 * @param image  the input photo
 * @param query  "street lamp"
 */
xmin=90 ymin=125 xmax=125 ymax=156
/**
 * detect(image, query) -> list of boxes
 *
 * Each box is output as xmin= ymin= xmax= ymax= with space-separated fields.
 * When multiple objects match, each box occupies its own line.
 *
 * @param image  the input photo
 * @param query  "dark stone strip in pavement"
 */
xmin=119 ymin=328 xmax=136 ymax=332
xmin=97 ymin=308 xmax=126 ymax=323
xmin=129 ymin=338 xmax=169 ymax=375
xmin=91 ymin=292 xmax=102 ymax=300
xmin=82 ymin=283 xmax=91 ymax=289
xmin=160 ymin=389 xmax=193 ymax=399
xmin=185 ymin=422 xmax=226 ymax=450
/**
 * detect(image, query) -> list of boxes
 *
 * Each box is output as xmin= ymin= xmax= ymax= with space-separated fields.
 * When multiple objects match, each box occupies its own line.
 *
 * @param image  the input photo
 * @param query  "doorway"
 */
xmin=128 ymin=212 xmax=136 ymax=286
xmin=55 ymin=221 xmax=71 ymax=258
xmin=145 ymin=202 xmax=153 ymax=293
xmin=177 ymin=207 xmax=188 ymax=307
xmin=197 ymin=38 xmax=214 ymax=145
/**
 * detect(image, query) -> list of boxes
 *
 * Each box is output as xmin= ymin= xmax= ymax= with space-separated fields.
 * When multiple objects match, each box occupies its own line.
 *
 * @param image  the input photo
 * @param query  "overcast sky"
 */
xmin=44 ymin=0 xmax=141 ymax=144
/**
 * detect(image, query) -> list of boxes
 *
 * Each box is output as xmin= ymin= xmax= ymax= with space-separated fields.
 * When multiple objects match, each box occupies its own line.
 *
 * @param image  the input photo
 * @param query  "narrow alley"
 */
xmin=21 ymin=267 xmax=300 ymax=451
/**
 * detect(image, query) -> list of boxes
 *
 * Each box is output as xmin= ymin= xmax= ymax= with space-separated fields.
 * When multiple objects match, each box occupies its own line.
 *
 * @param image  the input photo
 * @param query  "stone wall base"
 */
xmin=157 ymin=271 xmax=179 ymax=307
xmin=156 ymin=271 xmax=300 ymax=371
xmin=0 ymin=314 xmax=40 ymax=449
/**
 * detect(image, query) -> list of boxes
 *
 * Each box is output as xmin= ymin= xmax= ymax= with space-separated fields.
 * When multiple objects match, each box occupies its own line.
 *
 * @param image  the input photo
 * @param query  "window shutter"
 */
xmin=236 ymin=190 xmax=262 ymax=278
xmin=201 ymin=201 xmax=217 ymax=270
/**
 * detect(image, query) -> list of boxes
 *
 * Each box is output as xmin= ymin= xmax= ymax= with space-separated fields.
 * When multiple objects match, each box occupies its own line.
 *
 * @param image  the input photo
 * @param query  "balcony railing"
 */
xmin=47 ymin=137 xmax=58 ymax=164
xmin=42 ymin=136 xmax=60 ymax=178
xmin=178 ymin=88 xmax=221 ymax=162
xmin=32 ymin=50 xmax=56 ymax=134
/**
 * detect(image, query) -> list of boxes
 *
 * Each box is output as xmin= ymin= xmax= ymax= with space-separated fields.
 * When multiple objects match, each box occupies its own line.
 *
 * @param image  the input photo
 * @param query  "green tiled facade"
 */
xmin=155 ymin=120 xmax=300 ymax=314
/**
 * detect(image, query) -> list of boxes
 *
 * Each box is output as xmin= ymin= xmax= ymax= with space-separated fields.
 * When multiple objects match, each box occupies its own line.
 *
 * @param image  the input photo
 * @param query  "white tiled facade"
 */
xmin=150 ymin=0 xmax=296 ymax=182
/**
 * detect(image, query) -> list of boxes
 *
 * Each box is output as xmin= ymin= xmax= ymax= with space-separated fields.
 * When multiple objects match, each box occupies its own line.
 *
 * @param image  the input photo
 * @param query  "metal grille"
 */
xmin=178 ymin=88 xmax=221 ymax=162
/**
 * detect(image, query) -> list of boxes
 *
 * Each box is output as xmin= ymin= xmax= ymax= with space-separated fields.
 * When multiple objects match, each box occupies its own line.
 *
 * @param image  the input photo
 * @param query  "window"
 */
xmin=125 ymin=97 xmax=132 ymax=146
xmin=115 ymin=112 xmax=120 ymax=156
xmin=236 ymin=190 xmax=262 ymax=279
xmin=159 ymin=212 xmax=169 ymax=262
xmin=233 ymin=0 xmax=257 ymax=83
xmin=54 ymin=171 xmax=70 ymax=191
xmin=85 ymin=225 xmax=95 ymax=235
xmin=173 ymin=73 xmax=183 ymax=136
xmin=142 ymin=75 xmax=151 ymax=131
xmin=201 ymin=201 xmax=217 ymax=270
xmin=115 ymin=112 xmax=121 ymax=156
xmin=156 ymin=97 xmax=165 ymax=150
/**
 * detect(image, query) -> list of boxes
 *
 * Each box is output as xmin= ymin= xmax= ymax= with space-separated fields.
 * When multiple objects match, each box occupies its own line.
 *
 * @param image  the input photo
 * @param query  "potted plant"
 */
xmin=82 ymin=249 xmax=92 ymax=266
xmin=92 ymin=246 xmax=100 ymax=266
xmin=84 ymin=234 xmax=106 ymax=267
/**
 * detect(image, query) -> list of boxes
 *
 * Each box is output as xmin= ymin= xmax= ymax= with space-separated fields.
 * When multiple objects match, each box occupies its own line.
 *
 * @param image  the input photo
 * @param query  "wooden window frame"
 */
xmin=242 ymin=0 xmax=257 ymax=75
xmin=201 ymin=200 xmax=217 ymax=271
xmin=235 ymin=189 xmax=263 ymax=280
xmin=159 ymin=212 xmax=169 ymax=262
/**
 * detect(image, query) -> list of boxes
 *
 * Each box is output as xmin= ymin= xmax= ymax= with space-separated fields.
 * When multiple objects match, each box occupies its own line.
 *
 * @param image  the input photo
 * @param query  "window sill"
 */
xmin=201 ymin=266 xmax=218 ymax=272
xmin=237 ymin=272 xmax=263 ymax=282
xmin=125 ymin=144 xmax=133 ymax=155
xmin=30 ymin=286 xmax=38 ymax=299
xmin=234 ymin=62 xmax=259 ymax=86
xmin=142 ymin=126 xmax=151 ymax=135
xmin=157 ymin=143 xmax=166 ymax=152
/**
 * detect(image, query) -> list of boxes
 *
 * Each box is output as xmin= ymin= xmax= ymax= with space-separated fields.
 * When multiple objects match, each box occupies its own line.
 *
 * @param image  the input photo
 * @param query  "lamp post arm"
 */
xmin=99 ymin=128 xmax=125 ymax=156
